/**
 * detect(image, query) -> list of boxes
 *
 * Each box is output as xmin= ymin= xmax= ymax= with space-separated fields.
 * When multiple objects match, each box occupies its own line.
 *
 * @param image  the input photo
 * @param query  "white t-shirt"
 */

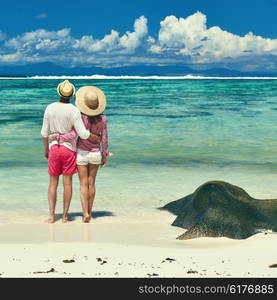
xmin=41 ymin=102 xmax=90 ymax=152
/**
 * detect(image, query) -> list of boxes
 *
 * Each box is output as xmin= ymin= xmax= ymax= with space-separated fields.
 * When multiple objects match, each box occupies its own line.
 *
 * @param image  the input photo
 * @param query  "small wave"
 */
xmin=21 ymin=74 xmax=277 ymax=80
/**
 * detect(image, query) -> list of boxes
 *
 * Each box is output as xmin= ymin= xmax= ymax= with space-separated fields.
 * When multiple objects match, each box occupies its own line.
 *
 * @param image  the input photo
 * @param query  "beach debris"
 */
xmin=147 ymin=273 xmax=159 ymax=277
xmin=187 ymin=269 xmax=198 ymax=274
xmin=161 ymin=181 xmax=277 ymax=240
xmin=62 ymin=259 xmax=75 ymax=263
xmin=12 ymin=258 xmax=21 ymax=261
xmin=114 ymin=272 xmax=119 ymax=276
xmin=166 ymin=257 xmax=176 ymax=262
xmin=269 ymin=264 xmax=277 ymax=268
xmin=96 ymin=258 xmax=107 ymax=265
xmin=33 ymin=268 xmax=56 ymax=274
xmin=162 ymin=257 xmax=176 ymax=263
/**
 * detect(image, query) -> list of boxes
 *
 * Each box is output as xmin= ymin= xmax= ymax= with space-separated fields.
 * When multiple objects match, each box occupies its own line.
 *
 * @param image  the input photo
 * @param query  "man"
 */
xmin=41 ymin=80 xmax=100 ymax=223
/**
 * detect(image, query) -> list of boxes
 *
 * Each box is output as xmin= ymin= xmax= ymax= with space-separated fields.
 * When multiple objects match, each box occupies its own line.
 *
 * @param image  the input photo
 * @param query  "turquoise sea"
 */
xmin=1 ymin=77 xmax=277 ymax=223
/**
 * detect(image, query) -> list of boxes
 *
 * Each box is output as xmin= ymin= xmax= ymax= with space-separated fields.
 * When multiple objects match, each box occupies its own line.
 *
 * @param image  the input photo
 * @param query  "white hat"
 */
xmin=75 ymin=86 xmax=106 ymax=116
xmin=57 ymin=80 xmax=75 ymax=97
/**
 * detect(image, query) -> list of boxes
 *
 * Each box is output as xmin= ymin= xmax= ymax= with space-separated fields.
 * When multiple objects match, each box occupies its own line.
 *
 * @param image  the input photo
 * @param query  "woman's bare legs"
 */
xmin=88 ymin=164 xmax=100 ymax=220
xmin=77 ymin=165 xmax=90 ymax=222
xmin=62 ymin=175 xmax=73 ymax=223
xmin=48 ymin=175 xmax=59 ymax=223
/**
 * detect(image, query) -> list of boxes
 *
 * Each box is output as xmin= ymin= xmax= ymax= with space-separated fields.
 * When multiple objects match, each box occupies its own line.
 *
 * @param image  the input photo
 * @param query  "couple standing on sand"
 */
xmin=41 ymin=80 xmax=111 ymax=223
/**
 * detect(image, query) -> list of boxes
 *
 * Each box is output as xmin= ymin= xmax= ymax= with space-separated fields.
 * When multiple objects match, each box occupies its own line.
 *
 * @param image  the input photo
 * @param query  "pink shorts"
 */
xmin=48 ymin=145 xmax=77 ymax=176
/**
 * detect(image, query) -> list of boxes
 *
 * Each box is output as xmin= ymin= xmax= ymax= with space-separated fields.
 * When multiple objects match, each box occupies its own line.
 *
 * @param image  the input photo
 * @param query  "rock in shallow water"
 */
xmin=161 ymin=181 xmax=277 ymax=240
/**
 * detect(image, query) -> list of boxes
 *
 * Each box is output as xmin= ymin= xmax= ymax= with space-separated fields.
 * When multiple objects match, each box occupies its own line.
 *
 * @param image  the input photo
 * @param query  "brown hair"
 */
xmin=59 ymin=96 xmax=71 ymax=103
xmin=87 ymin=114 xmax=103 ymax=124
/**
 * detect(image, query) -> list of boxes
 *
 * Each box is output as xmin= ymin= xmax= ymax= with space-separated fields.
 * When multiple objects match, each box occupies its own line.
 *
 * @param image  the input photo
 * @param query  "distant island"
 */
xmin=1 ymin=63 xmax=277 ymax=77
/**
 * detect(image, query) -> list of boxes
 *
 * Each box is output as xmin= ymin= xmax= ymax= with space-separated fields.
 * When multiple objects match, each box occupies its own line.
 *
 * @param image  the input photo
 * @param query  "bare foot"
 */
xmin=62 ymin=216 xmax=69 ymax=223
xmin=83 ymin=215 xmax=90 ymax=223
xmin=46 ymin=216 xmax=55 ymax=223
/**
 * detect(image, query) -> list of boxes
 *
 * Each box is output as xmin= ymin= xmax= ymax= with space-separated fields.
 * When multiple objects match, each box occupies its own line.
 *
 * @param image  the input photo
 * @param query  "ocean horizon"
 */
xmin=1 ymin=75 xmax=277 ymax=80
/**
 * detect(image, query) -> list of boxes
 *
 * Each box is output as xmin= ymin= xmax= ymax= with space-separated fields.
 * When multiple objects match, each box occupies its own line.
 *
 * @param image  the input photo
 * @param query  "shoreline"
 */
xmin=0 ymin=210 xmax=277 ymax=277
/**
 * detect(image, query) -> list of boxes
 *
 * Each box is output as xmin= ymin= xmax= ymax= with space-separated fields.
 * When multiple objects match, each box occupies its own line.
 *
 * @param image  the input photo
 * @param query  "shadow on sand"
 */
xmin=55 ymin=210 xmax=115 ymax=221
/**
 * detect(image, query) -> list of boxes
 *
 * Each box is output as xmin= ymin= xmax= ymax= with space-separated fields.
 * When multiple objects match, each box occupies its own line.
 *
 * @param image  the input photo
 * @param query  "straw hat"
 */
xmin=75 ymin=86 xmax=106 ymax=116
xmin=57 ymin=80 xmax=75 ymax=97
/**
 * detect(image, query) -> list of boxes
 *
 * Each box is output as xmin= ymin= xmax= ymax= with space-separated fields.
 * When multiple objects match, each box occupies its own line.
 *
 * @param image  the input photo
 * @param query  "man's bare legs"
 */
xmin=48 ymin=175 xmax=59 ymax=223
xmin=62 ymin=175 xmax=73 ymax=223
xmin=78 ymin=165 xmax=90 ymax=222
xmin=88 ymin=164 xmax=100 ymax=220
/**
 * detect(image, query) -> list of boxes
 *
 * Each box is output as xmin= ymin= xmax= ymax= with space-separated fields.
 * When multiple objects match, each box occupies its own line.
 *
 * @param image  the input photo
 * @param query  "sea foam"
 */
xmin=1 ymin=74 xmax=276 ymax=80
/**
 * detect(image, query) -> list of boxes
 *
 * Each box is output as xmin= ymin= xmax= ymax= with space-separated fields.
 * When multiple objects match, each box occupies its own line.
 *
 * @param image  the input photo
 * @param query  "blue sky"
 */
xmin=0 ymin=0 xmax=276 ymax=72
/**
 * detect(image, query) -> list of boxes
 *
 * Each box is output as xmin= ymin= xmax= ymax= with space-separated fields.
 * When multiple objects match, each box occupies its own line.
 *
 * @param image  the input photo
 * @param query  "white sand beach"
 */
xmin=0 ymin=209 xmax=276 ymax=278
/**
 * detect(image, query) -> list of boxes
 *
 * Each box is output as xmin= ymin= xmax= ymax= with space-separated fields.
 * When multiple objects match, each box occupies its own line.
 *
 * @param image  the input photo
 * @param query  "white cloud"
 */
xmin=35 ymin=13 xmax=48 ymax=19
xmin=149 ymin=45 xmax=162 ymax=53
xmin=159 ymin=13 xmax=207 ymax=49
xmin=119 ymin=16 xmax=148 ymax=52
xmin=0 ymin=16 xmax=148 ymax=67
xmin=0 ymin=52 xmax=22 ymax=63
xmin=154 ymin=12 xmax=277 ymax=65
xmin=147 ymin=36 xmax=155 ymax=44
xmin=0 ymin=12 xmax=277 ymax=71
xmin=74 ymin=30 xmax=120 ymax=52
xmin=5 ymin=28 xmax=72 ymax=51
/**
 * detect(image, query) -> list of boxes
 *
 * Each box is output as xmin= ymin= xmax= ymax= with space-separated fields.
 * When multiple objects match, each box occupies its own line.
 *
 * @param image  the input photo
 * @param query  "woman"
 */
xmin=50 ymin=86 xmax=111 ymax=223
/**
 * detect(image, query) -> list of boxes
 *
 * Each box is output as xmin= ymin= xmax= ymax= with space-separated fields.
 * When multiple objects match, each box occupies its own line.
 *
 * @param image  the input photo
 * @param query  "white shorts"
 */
xmin=77 ymin=150 xmax=102 ymax=165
